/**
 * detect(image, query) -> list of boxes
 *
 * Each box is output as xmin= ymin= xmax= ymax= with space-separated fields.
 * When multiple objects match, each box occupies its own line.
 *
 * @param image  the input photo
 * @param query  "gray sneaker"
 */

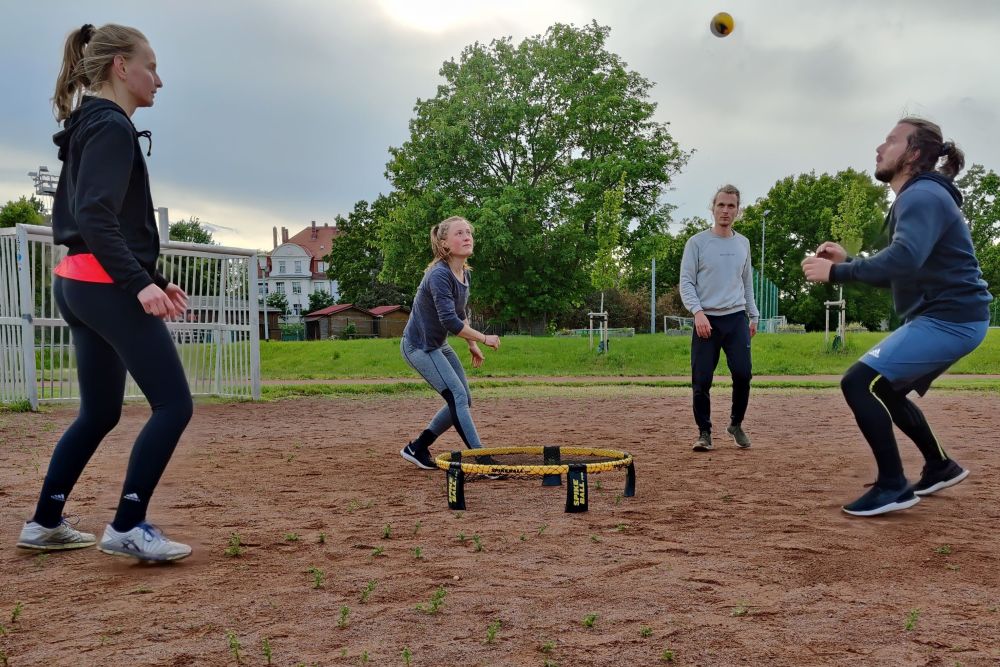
xmin=692 ymin=431 xmax=713 ymax=452
xmin=17 ymin=519 xmax=96 ymax=551
xmin=727 ymin=423 xmax=751 ymax=449
xmin=98 ymin=522 xmax=192 ymax=562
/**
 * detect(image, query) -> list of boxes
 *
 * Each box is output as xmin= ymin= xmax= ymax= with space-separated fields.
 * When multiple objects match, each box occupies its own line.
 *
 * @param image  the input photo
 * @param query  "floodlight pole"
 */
xmin=650 ymin=257 xmax=656 ymax=334
xmin=759 ymin=209 xmax=770 ymax=317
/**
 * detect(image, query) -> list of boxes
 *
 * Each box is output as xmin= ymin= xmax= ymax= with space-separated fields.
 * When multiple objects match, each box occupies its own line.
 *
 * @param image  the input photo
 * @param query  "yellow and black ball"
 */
xmin=710 ymin=12 xmax=735 ymax=38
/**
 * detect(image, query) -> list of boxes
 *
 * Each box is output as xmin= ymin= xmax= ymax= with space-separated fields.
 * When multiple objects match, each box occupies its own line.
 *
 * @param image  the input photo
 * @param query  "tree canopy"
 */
xmin=378 ymin=21 xmax=689 ymax=329
xmin=957 ymin=164 xmax=1000 ymax=297
xmin=0 ymin=196 xmax=45 ymax=228
xmin=323 ymin=196 xmax=412 ymax=309
xmin=307 ymin=290 xmax=335 ymax=313
xmin=738 ymin=169 xmax=891 ymax=331
xmin=168 ymin=217 xmax=216 ymax=245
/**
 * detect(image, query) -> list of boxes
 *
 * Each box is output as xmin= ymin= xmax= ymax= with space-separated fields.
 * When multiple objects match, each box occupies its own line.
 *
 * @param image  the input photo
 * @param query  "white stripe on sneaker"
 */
xmin=843 ymin=495 xmax=920 ymax=517
xmin=914 ymin=468 xmax=970 ymax=496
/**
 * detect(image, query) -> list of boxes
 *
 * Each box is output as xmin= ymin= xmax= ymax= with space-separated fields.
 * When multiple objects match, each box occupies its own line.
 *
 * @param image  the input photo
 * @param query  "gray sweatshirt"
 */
xmin=679 ymin=228 xmax=759 ymax=322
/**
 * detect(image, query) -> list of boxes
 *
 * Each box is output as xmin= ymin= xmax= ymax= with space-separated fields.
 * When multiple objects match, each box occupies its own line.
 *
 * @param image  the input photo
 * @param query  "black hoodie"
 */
xmin=52 ymin=96 xmax=168 ymax=296
xmin=830 ymin=172 xmax=992 ymax=323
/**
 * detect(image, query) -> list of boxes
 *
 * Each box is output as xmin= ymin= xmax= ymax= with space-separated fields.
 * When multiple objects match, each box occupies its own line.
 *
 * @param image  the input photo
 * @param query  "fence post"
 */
xmin=157 ymin=207 xmax=170 ymax=244
xmin=214 ymin=257 xmax=226 ymax=395
xmin=15 ymin=225 xmax=39 ymax=410
xmin=247 ymin=256 xmax=262 ymax=399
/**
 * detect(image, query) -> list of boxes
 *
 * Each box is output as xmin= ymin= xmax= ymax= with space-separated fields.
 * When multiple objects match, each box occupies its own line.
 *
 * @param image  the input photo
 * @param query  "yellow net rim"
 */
xmin=434 ymin=446 xmax=633 ymax=475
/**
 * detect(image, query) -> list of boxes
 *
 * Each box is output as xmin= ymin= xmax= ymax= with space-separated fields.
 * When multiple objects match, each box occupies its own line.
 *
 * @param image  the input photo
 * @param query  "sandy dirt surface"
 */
xmin=2 ymin=388 xmax=999 ymax=666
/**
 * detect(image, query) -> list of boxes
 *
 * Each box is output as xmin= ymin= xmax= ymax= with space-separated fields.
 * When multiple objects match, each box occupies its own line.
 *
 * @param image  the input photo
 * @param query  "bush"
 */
xmin=279 ymin=323 xmax=305 ymax=341
xmin=339 ymin=322 xmax=358 ymax=340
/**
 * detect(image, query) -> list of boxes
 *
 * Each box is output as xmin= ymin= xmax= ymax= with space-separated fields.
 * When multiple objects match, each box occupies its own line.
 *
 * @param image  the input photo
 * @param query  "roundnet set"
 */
xmin=435 ymin=445 xmax=637 ymax=513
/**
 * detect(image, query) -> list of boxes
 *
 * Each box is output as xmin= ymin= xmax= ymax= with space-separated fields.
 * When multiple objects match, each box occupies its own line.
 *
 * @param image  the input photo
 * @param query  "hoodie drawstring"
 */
xmin=137 ymin=130 xmax=152 ymax=157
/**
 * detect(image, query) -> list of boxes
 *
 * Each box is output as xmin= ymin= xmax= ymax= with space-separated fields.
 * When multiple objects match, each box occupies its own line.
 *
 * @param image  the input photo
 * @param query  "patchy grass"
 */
xmin=259 ymin=331 xmax=1000 ymax=380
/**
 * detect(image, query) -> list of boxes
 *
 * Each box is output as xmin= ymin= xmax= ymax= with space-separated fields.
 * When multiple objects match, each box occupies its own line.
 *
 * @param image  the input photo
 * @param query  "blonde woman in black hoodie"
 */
xmin=16 ymin=24 xmax=193 ymax=561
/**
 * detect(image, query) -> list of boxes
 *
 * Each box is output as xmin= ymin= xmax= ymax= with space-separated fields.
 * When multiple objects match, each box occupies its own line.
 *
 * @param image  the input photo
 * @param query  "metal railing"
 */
xmin=1 ymin=224 xmax=260 ymax=409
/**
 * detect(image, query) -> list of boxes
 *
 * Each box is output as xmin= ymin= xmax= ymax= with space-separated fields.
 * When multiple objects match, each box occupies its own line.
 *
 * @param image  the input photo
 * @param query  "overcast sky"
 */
xmin=2 ymin=1 xmax=997 ymax=250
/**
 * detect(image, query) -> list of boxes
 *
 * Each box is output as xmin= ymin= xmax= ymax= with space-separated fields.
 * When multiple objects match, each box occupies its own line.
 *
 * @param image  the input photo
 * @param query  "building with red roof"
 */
xmin=260 ymin=221 xmax=339 ymax=321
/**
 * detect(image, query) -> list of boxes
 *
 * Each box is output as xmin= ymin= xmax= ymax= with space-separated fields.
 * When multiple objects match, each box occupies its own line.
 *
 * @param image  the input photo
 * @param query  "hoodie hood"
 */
xmin=53 ymin=97 xmax=134 ymax=161
xmin=901 ymin=172 xmax=963 ymax=207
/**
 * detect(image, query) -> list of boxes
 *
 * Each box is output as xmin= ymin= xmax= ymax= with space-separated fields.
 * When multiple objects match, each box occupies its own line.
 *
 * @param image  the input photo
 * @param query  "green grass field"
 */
xmin=259 ymin=329 xmax=1000 ymax=380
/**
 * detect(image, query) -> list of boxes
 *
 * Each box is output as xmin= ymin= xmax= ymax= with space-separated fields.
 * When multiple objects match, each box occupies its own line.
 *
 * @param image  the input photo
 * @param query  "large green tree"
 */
xmin=591 ymin=175 xmax=626 ymax=301
xmin=0 ymin=196 xmax=45 ymax=228
xmin=164 ymin=216 xmax=217 ymax=294
xmin=624 ymin=214 xmax=707 ymax=295
xmin=957 ymin=164 xmax=1000 ymax=297
xmin=168 ymin=216 xmax=216 ymax=245
xmin=307 ymin=290 xmax=335 ymax=313
xmin=379 ymin=21 xmax=689 ymax=329
xmin=738 ymin=170 xmax=891 ymax=331
xmin=265 ymin=292 xmax=289 ymax=316
xmin=324 ymin=196 xmax=412 ymax=308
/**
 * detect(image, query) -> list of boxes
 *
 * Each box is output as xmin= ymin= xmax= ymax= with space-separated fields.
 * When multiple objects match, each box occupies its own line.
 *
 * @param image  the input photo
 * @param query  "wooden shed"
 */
xmin=369 ymin=305 xmax=411 ymax=338
xmin=303 ymin=304 xmax=377 ymax=340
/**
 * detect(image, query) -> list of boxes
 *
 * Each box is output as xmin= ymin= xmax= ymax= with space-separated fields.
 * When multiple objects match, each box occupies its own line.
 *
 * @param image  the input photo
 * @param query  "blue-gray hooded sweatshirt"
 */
xmin=830 ymin=173 xmax=992 ymax=323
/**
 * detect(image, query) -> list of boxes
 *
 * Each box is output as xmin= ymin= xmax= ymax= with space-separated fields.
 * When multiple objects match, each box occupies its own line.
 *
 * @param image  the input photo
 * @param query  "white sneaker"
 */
xmin=98 ymin=522 xmax=192 ymax=562
xmin=17 ymin=519 xmax=96 ymax=551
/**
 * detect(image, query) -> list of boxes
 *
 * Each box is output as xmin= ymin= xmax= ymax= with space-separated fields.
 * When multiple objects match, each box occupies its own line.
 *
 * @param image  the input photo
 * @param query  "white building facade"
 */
xmin=259 ymin=221 xmax=339 ymax=323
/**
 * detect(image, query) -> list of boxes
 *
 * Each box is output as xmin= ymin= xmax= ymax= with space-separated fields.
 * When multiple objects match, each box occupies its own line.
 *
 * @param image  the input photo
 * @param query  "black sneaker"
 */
xmin=727 ymin=422 xmax=751 ymax=449
xmin=910 ymin=460 xmax=969 ymax=497
xmin=692 ymin=431 xmax=713 ymax=452
xmin=400 ymin=443 xmax=436 ymax=470
xmin=842 ymin=484 xmax=920 ymax=517
xmin=474 ymin=453 xmax=505 ymax=480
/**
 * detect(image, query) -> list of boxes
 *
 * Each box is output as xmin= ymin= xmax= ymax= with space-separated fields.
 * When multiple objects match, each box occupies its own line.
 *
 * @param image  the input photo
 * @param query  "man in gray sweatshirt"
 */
xmin=679 ymin=185 xmax=759 ymax=451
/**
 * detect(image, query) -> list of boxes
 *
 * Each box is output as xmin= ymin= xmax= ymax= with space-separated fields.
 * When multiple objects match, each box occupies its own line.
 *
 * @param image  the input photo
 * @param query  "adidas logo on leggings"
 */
xmin=123 ymin=493 xmax=141 ymax=502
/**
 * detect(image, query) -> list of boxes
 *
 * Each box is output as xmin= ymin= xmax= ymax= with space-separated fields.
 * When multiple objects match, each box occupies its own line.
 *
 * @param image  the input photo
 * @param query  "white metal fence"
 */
xmin=0 ymin=224 xmax=260 ymax=409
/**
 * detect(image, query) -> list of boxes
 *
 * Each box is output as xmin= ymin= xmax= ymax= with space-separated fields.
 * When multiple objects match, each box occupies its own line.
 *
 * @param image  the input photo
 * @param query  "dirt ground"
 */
xmin=2 ymin=388 xmax=999 ymax=666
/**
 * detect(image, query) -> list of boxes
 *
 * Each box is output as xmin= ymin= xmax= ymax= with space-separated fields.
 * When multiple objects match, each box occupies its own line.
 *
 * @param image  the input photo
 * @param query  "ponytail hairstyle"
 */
xmin=426 ymin=216 xmax=473 ymax=272
xmin=898 ymin=116 xmax=965 ymax=180
xmin=53 ymin=23 xmax=148 ymax=122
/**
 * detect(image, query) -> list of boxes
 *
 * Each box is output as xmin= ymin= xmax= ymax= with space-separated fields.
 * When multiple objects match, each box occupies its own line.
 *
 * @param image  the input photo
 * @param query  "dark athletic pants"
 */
xmin=840 ymin=361 xmax=948 ymax=489
xmin=32 ymin=277 xmax=193 ymax=531
xmin=691 ymin=311 xmax=752 ymax=433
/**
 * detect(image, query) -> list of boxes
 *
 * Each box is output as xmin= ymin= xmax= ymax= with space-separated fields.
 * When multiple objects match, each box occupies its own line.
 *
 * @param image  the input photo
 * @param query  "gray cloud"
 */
xmin=2 ymin=0 xmax=997 ymax=248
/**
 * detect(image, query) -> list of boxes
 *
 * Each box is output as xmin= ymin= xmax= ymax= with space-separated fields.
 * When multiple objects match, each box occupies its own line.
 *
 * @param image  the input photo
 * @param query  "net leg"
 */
xmin=565 ymin=463 xmax=588 ymax=513
xmin=624 ymin=461 xmax=636 ymax=497
xmin=542 ymin=445 xmax=562 ymax=487
xmin=447 ymin=461 xmax=466 ymax=510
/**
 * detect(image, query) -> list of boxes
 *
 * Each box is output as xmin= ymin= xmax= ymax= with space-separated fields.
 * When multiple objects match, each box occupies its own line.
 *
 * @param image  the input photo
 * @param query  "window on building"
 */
xmin=293 ymin=303 xmax=301 ymax=315
xmin=294 ymin=260 xmax=303 ymax=273
xmin=278 ymin=261 xmax=286 ymax=274
xmin=314 ymin=282 xmax=326 ymax=293
xmin=292 ymin=281 xmax=302 ymax=294
xmin=275 ymin=282 xmax=285 ymax=294
xmin=258 ymin=281 xmax=268 ymax=295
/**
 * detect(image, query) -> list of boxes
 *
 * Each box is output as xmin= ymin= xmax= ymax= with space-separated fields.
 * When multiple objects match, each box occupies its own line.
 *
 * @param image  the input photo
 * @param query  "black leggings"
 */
xmin=32 ymin=278 xmax=193 ymax=531
xmin=840 ymin=361 xmax=948 ymax=488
